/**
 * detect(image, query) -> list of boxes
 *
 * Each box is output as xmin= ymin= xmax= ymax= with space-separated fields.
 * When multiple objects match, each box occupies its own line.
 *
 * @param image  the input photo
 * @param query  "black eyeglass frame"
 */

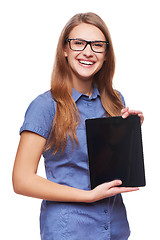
xmin=67 ymin=38 xmax=109 ymax=53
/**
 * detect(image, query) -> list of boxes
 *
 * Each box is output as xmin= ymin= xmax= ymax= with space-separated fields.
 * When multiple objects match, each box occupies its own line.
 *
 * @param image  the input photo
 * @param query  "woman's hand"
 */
xmin=88 ymin=180 xmax=139 ymax=203
xmin=121 ymin=107 xmax=144 ymax=125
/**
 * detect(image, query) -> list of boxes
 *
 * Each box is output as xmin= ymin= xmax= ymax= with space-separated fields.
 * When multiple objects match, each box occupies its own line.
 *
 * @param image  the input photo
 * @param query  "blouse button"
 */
xmin=104 ymin=225 xmax=108 ymax=230
xmin=104 ymin=209 xmax=108 ymax=214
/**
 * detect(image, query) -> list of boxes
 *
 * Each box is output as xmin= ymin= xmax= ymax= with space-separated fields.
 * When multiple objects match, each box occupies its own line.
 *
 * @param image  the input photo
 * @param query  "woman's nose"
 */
xmin=82 ymin=44 xmax=93 ymax=57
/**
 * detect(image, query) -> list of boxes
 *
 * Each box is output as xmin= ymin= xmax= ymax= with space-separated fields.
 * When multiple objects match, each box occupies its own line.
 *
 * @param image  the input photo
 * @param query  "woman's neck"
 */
xmin=72 ymin=76 xmax=93 ymax=98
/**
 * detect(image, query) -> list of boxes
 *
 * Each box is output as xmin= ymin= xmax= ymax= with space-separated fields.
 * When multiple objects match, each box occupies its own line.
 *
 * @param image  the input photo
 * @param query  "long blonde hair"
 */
xmin=46 ymin=12 xmax=124 ymax=154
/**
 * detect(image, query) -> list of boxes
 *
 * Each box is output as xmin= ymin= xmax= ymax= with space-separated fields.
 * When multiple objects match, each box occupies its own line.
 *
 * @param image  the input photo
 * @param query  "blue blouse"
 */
xmin=20 ymin=87 xmax=130 ymax=240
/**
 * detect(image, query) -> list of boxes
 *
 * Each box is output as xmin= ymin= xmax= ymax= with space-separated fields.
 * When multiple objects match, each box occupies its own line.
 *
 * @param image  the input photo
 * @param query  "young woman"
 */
xmin=12 ymin=12 xmax=144 ymax=240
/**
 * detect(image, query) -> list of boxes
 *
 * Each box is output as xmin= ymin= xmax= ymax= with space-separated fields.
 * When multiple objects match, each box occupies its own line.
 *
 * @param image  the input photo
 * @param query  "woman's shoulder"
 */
xmin=20 ymin=90 xmax=56 ymax=139
xmin=33 ymin=90 xmax=56 ymax=105
xmin=28 ymin=90 xmax=56 ymax=114
xmin=114 ymin=89 xmax=126 ymax=107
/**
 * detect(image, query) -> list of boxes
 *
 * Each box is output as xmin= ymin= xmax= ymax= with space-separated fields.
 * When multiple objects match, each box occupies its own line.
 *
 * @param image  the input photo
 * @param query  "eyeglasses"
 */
xmin=67 ymin=39 xmax=109 ymax=53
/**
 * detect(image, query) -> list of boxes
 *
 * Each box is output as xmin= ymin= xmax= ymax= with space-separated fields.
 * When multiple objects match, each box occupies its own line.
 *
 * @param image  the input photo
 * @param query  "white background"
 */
xmin=1 ymin=0 xmax=159 ymax=239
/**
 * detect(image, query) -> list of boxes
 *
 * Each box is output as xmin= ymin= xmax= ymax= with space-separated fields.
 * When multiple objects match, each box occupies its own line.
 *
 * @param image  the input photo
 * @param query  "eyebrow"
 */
xmin=69 ymin=38 xmax=107 ymax=42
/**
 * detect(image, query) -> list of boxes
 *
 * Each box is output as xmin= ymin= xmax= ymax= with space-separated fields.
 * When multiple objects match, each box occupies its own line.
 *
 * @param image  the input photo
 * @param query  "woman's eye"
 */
xmin=74 ymin=41 xmax=84 ymax=45
xmin=93 ymin=43 xmax=103 ymax=47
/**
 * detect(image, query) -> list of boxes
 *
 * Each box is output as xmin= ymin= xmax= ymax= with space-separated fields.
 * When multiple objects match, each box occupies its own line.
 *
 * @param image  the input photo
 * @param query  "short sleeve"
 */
xmin=20 ymin=91 xmax=56 ymax=139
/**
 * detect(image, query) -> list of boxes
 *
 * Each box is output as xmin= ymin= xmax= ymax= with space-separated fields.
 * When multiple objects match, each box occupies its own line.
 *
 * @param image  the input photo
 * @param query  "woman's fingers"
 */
xmin=121 ymin=107 xmax=129 ymax=115
xmin=106 ymin=181 xmax=139 ymax=197
xmin=121 ymin=107 xmax=144 ymax=125
xmin=91 ymin=180 xmax=139 ymax=202
xmin=106 ymin=179 xmax=122 ymax=188
xmin=137 ymin=112 xmax=144 ymax=124
xmin=108 ymin=186 xmax=139 ymax=196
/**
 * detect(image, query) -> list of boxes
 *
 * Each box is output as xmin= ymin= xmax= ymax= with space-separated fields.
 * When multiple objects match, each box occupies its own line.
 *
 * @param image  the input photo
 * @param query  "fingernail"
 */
xmin=118 ymin=180 xmax=122 ymax=185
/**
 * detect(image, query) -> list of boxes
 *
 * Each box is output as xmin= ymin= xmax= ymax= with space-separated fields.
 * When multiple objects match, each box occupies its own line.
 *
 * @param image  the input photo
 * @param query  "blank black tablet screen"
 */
xmin=85 ymin=115 xmax=146 ymax=189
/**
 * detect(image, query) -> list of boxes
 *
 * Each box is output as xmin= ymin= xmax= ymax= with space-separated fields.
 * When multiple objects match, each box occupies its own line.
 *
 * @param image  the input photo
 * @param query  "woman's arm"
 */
xmin=12 ymin=131 xmax=91 ymax=202
xmin=12 ymin=131 xmax=138 ymax=203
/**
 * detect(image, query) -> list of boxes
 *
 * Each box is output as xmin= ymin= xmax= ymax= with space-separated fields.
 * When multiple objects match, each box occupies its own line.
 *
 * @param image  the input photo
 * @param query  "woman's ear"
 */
xmin=64 ymin=48 xmax=68 ymax=57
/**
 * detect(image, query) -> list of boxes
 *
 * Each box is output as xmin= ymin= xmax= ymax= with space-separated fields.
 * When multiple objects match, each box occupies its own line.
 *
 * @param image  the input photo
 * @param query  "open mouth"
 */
xmin=78 ymin=60 xmax=95 ymax=66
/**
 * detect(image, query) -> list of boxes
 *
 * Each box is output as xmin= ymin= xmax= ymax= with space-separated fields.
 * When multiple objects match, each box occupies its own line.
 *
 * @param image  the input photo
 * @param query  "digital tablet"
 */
xmin=85 ymin=115 xmax=146 ymax=189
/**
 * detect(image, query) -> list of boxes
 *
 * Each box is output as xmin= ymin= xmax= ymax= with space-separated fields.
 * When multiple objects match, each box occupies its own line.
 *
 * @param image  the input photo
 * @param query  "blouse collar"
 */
xmin=72 ymin=86 xmax=100 ymax=103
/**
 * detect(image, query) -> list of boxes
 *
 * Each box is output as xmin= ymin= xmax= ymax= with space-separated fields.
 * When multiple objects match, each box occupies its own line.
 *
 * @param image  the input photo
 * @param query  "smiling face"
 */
xmin=64 ymin=23 xmax=107 ymax=88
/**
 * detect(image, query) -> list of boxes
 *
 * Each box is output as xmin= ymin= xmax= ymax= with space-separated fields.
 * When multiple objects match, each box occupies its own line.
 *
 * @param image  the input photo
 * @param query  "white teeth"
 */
xmin=79 ymin=60 xmax=94 ymax=65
